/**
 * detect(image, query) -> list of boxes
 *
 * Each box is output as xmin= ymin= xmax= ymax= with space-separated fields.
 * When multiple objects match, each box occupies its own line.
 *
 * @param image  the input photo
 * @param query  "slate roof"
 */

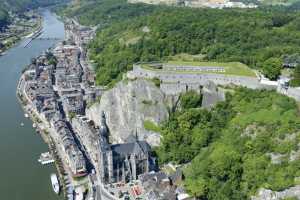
xmin=111 ymin=141 xmax=151 ymax=156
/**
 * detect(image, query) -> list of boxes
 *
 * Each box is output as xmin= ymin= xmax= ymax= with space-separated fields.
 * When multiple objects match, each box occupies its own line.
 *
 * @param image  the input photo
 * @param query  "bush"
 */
xmin=143 ymin=120 xmax=161 ymax=132
xmin=180 ymin=90 xmax=202 ymax=109
xmin=262 ymin=58 xmax=282 ymax=80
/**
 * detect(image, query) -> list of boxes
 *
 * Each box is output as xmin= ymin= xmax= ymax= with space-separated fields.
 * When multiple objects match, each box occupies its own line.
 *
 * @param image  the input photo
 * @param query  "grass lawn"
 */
xmin=141 ymin=61 xmax=257 ymax=77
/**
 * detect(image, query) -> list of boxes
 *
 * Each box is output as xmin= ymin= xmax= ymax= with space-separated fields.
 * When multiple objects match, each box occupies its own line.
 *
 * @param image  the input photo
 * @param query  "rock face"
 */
xmin=86 ymin=79 xmax=169 ymax=146
xmin=201 ymin=81 xmax=225 ymax=109
xmin=252 ymin=187 xmax=300 ymax=200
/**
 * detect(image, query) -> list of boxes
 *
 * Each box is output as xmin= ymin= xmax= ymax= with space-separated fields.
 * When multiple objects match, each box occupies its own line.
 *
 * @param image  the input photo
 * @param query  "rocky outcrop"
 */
xmin=86 ymin=79 xmax=169 ymax=146
xmin=201 ymin=81 xmax=225 ymax=109
xmin=252 ymin=187 xmax=300 ymax=200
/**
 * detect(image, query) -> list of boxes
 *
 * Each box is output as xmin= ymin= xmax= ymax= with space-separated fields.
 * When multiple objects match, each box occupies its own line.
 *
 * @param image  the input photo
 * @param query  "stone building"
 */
xmin=97 ymin=111 xmax=153 ymax=184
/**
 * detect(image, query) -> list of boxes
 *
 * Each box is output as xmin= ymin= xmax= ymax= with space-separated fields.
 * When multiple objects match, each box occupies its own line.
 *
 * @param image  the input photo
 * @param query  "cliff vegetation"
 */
xmin=157 ymin=88 xmax=300 ymax=199
xmin=63 ymin=0 xmax=300 ymax=86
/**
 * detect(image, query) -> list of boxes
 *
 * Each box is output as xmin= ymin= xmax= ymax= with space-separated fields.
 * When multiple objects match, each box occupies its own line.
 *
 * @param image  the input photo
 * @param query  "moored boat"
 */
xmin=50 ymin=173 xmax=60 ymax=194
xmin=38 ymin=152 xmax=55 ymax=165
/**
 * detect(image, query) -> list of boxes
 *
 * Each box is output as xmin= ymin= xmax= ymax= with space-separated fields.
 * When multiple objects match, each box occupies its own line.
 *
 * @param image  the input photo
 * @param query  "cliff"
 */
xmin=86 ymin=79 xmax=169 ymax=146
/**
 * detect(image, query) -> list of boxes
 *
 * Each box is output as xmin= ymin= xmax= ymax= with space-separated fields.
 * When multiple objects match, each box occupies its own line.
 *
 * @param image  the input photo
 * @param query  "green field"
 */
xmin=141 ymin=61 xmax=257 ymax=77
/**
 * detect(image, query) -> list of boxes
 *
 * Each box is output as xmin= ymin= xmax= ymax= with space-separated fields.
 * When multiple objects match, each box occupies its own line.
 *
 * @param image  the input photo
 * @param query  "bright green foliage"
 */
xmin=290 ymin=65 xmax=300 ymax=87
xmin=262 ymin=57 xmax=283 ymax=80
xmin=62 ymin=0 xmax=157 ymax=26
xmin=143 ymin=120 xmax=161 ymax=132
xmin=180 ymin=90 xmax=202 ymax=109
xmin=157 ymin=88 xmax=300 ymax=199
xmin=80 ymin=4 xmax=300 ymax=85
xmin=151 ymin=77 xmax=161 ymax=88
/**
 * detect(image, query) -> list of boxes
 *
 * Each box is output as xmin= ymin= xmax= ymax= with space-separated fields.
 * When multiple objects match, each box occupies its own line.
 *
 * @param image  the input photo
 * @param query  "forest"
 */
xmin=64 ymin=0 xmax=300 ymax=86
xmin=157 ymin=88 xmax=300 ymax=199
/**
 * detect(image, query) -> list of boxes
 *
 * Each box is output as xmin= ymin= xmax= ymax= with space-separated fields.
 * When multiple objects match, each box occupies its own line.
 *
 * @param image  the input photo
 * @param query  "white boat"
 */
xmin=38 ymin=152 xmax=55 ymax=165
xmin=20 ymin=122 xmax=24 ymax=127
xmin=51 ymin=173 xmax=60 ymax=194
xmin=33 ymin=123 xmax=37 ymax=128
xmin=24 ymin=113 xmax=29 ymax=118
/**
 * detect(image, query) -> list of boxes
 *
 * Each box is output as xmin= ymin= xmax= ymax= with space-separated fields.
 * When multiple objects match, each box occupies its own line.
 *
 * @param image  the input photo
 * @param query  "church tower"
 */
xmin=98 ymin=111 xmax=113 ymax=183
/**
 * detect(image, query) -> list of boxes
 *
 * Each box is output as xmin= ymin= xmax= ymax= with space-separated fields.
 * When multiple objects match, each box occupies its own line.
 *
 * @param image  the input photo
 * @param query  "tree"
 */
xmin=262 ymin=57 xmax=282 ymax=80
xmin=180 ymin=90 xmax=202 ymax=109
xmin=290 ymin=65 xmax=300 ymax=87
xmin=185 ymin=177 xmax=207 ymax=198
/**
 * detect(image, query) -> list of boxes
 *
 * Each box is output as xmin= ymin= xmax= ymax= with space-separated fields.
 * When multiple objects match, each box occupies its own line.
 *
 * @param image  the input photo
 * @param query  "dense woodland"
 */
xmin=157 ymin=88 xmax=300 ymax=199
xmin=64 ymin=0 xmax=300 ymax=86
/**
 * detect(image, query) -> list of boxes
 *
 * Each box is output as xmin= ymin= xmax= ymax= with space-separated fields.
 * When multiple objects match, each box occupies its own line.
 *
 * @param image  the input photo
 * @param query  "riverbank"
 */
xmin=0 ymin=10 xmax=42 ymax=56
xmin=16 ymin=15 xmax=98 ymax=199
xmin=16 ymin=86 xmax=69 ymax=199
xmin=0 ymin=9 xmax=65 ymax=200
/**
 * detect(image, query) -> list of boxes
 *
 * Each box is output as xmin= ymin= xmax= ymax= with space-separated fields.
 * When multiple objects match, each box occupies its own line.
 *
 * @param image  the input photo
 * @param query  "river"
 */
xmin=0 ymin=9 xmax=64 ymax=200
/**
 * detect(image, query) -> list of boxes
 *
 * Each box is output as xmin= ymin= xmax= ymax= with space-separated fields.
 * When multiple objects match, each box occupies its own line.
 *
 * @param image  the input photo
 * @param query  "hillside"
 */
xmin=60 ymin=0 xmax=158 ymax=26
xmin=60 ymin=1 xmax=300 ymax=199
xmin=0 ymin=0 xmax=69 ymax=13
xmin=158 ymin=88 xmax=300 ymax=199
xmin=79 ymin=2 xmax=300 ymax=86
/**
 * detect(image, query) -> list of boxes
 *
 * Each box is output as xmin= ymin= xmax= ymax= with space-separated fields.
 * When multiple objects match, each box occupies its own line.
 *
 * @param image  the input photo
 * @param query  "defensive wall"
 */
xmin=128 ymin=63 xmax=274 ymax=95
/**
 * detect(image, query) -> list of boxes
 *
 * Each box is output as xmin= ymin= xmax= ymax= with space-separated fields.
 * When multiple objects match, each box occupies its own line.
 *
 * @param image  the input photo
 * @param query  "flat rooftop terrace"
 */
xmin=140 ymin=61 xmax=257 ymax=77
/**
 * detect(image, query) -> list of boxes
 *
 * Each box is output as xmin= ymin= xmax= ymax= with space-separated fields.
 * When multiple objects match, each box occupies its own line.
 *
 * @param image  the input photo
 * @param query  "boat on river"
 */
xmin=38 ymin=152 xmax=54 ymax=165
xmin=50 ymin=173 xmax=60 ymax=194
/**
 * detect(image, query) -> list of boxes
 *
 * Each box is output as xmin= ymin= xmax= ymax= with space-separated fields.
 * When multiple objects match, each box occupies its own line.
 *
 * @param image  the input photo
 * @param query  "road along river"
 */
xmin=0 ymin=9 xmax=64 ymax=200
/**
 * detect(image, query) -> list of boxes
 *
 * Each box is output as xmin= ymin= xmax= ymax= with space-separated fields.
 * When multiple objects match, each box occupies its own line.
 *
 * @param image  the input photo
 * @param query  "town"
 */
xmin=0 ymin=10 xmax=41 ymax=55
xmin=17 ymin=19 xmax=190 ymax=200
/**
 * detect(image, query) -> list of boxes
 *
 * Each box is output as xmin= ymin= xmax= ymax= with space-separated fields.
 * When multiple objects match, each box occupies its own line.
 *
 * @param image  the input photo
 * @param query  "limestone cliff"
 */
xmin=86 ymin=79 xmax=169 ymax=147
xmin=252 ymin=186 xmax=300 ymax=200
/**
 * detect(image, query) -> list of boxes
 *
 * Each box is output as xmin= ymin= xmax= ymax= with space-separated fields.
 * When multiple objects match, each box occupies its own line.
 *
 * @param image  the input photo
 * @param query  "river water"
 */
xmin=0 ymin=9 xmax=64 ymax=200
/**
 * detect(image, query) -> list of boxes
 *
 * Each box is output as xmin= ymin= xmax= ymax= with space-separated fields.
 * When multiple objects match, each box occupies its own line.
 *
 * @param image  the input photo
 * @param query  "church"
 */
xmin=97 ymin=111 xmax=154 ymax=184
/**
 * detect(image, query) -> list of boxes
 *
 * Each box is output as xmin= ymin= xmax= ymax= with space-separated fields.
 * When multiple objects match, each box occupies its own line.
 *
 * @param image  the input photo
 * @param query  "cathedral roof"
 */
xmin=111 ymin=141 xmax=151 ymax=156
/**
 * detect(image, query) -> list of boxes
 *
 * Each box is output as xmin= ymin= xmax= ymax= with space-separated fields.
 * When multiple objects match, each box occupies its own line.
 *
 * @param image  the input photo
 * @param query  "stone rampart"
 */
xmin=128 ymin=64 xmax=276 ymax=95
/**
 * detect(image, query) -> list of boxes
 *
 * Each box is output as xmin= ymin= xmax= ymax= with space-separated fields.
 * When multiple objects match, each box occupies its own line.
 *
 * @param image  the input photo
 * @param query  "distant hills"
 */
xmin=0 ymin=0 xmax=69 ymax=30
xmin=0 ymin=0 xmax=69 ymax=12
xmin=128 ymin=0 xmax=300 ymax=7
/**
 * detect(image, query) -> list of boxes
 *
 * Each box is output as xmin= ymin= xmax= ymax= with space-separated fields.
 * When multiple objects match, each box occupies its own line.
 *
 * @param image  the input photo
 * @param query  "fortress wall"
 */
xmin=129 ymin=65 xmax=300 ymax=98
xmin=128 ymin=65 xmax=262 ymax=89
